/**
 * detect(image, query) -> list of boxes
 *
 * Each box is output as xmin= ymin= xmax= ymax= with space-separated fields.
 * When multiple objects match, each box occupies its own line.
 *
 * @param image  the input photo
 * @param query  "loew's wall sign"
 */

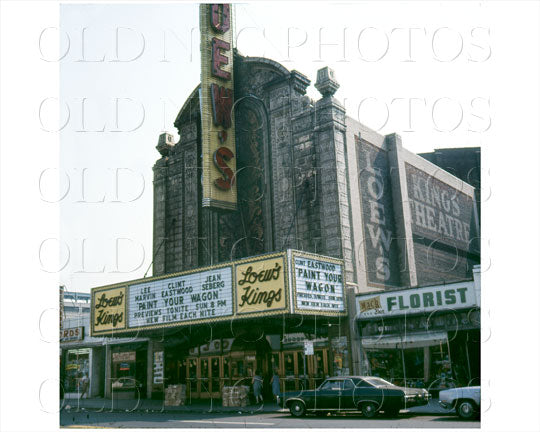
xmin=200 ymin=3 xmax=237 ymax=210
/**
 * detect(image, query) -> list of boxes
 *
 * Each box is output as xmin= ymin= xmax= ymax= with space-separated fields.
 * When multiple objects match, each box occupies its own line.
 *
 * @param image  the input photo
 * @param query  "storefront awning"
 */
xmin=361 ymin=331 xmax=447 ymax=349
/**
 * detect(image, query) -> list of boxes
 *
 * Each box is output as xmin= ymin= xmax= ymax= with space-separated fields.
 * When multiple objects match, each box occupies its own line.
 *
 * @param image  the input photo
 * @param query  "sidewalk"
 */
xmin=61 ymin=397 xmax=451 ymax=416
xmin=61 ymin=396 xmax=284 ymax=414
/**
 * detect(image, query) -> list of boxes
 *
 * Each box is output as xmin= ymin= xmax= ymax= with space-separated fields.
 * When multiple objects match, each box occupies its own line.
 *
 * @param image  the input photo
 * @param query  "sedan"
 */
xmin=439 ymin=386 xmax=481 ymax=419
xmin=281 ymin=376 xmax=430 ymax=418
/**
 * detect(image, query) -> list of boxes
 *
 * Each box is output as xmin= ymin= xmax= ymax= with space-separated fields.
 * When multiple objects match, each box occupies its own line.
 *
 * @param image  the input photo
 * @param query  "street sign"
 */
xmin=304 ymin=340 xmax=314 ymax=355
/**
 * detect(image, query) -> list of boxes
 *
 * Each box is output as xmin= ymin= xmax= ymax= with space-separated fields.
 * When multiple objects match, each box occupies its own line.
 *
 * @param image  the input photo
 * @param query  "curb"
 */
xmin=61 ymin=401 xmax=287 ymax=415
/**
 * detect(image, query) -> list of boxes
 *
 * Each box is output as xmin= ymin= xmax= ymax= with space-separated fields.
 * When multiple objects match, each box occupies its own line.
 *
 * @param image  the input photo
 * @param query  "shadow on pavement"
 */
xmin=431 ymin=416 xmax=480 ymax=422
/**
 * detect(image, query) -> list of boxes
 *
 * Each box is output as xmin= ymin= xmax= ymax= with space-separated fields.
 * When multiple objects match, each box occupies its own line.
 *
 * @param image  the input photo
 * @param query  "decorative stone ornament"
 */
xmin=315 ymin=66 xmax=340 ymax=97
xmin=156 ymin=132 xmax=175 ymax=157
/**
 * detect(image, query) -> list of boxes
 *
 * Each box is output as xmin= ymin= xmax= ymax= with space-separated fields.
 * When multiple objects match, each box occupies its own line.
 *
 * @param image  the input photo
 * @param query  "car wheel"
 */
xmin=289 ymin=401 xmax=306 ymax=417
xmin=361 ymin=402 xmax=378 ymax=418
xmin=457 ymin=400 xmax=476 ymax=420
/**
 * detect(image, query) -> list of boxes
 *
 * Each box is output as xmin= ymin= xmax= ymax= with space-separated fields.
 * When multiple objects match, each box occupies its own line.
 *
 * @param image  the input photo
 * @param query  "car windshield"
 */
xmin=319 ymin=380 xmax=341 ymax=391
xmin=364 ymin=377 xmax=394 ymax=387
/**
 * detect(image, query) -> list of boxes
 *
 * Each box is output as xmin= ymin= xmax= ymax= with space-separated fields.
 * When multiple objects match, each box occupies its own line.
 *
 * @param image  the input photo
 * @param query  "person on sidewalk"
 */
xmin=79 ymin=373 xmax=89 ymax=400
xmin=270 ymin=369 xmax=280 ymax=404
xmin=252 ymin=370 xmax=263 ymax=404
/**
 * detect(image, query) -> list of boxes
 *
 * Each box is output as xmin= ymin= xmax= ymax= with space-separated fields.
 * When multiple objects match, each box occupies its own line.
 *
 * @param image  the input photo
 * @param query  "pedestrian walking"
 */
xmin=252 ymin=370 xmax=263 ymax=404
xmin=79 ymin=373 xmax=89 ymax=399
xmin=270 ymin=368 xmax=281 ymax=404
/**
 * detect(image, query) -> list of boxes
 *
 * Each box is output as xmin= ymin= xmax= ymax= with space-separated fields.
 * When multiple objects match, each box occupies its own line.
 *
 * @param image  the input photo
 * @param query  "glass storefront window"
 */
xmin=403 ymin=348 xmax=424 ymax=387
xmin=364 ymin=349 xmax=403 ymax=383
xmin=223 ymin=357 xmax=230 ymax=378
xmin=64 ymin=348 xmax=90 ymax=393
xmin=284 ymin=353 xmax=294 ymax=376
xmin=270 ymin=353 xmax=280 ymax=373
xmin=211 ymin=358 xmax=219 ymax=378
xmin=364 ymin=339 xmax=456 ymax=389
xmin=314 ymin=350 xmax=326 ymax=377
xmin=188 ymin=359 xmax=197 ymax=378
xmin=111 ymin=351 xmax=137 ymax=389
xmin=231 ymin=359 xmax=244 ymax=376
xmin=211 ymin=357 xmax=220 ymax=393
xmin=201 ymin=358 xmax=209 ymax=378
xmin=284 ymin=352 xmax=295 ymax=391
xmin=429 ymin=342 xmax=453 ymax=388
xmin=187 ymin=359 xmax=197 ymax=396
xmin=245 ymin=359 xmax=255 ymax=378
xmin=331 ymin=336 xmax=350 ymax=376
xmin=297 ymin=352 xmax=305 ymax=376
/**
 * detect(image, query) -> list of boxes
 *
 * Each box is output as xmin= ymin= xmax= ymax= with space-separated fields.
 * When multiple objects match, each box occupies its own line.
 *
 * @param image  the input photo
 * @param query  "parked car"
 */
xmin=281 ymin=376 xmax=430 ymax=418
xmin=111 ymin=377 xmax=142 ymax=389
xmin=438 ymin=386 xmax=480 ymax=419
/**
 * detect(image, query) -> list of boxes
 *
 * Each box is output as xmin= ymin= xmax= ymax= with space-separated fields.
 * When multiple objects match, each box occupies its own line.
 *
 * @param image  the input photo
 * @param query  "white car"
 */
xmin=438 ymin=386 xmax=480 ymax=419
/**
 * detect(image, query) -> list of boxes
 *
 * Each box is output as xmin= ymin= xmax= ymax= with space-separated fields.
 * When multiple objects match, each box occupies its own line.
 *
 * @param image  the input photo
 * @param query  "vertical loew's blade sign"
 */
xmin=200 ymin=4 xmax=237 ymax=210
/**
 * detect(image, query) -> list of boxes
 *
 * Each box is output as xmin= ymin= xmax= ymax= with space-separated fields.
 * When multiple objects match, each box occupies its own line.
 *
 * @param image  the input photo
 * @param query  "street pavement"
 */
xmin=60 ymin=397 xmax=480 ymax=428
xmin=60 ymin=410 xmax=480 ymax=429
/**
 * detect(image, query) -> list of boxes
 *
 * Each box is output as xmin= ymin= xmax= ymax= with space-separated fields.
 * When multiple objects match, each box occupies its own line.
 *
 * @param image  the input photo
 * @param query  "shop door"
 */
xmin=311 ymin=349 xmax=328 ymax=389
xmin=283 ymin=352 xmax=297 ymax=392
xmin=135 ymin=349 xmax=147 ymax=397
xmin=176 ymin=360 xmax=186 ymax=385
xmin=209 ymin=356 xmax=221 ymax=398
xmin=198 ymin=356 xmax=221 ymax=398
xmin=283 ymin=351 xmax=308 ymax=391
xmin=199 ymin=358 xmax=210 ymax=397
xmin=187 ymin=358 xmax=198 ymax=399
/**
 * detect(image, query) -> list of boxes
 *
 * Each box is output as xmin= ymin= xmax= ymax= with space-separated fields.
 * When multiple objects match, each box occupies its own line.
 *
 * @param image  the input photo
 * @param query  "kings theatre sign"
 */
xmin=200 ymin=4 xmax=237 ymax=210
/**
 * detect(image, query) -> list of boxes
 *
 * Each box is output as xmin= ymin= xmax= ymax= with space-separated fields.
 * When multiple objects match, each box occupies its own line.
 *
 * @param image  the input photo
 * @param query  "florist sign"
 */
xmin=356 ymin=281 xmax=478 ymax=319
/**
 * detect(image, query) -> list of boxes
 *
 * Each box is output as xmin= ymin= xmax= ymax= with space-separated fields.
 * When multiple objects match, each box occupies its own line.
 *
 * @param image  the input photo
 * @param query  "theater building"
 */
xmin=91 ymin=250 xmax=348 ymax=399
xmin=89 ymin=4 xmax=480 ymax=400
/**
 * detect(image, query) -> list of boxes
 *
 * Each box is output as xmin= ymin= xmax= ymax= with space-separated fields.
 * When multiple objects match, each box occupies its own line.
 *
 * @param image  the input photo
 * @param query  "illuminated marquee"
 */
xmin=291 ymin=251 xmax=346 ymax=314
xmin=200 ymin=3 xmax=237 ymax=210
xmin=90 ymin=251 xmax=346 ymax=336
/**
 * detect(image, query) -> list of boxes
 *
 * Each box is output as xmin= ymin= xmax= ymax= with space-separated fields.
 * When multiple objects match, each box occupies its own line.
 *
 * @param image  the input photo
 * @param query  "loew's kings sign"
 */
xmin=91 ymin=251 xmax=346 ymax=336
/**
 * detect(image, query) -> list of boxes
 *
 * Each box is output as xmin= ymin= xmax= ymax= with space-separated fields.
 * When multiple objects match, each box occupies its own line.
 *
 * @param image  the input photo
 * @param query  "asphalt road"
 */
xmin=61 ymin=410 xmax=480 ymax=429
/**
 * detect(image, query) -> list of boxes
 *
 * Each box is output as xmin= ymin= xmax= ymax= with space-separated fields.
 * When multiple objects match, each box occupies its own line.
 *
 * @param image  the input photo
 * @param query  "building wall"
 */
xmin=152 ymin=56 xmax=355 ymax=282
xmin=346 ymin=122 xmax=480 ymax=292
xmin=418 ymin=147 xmax=481 ymax=224
xmin=153 ymin=54 xmax=480 ymax=290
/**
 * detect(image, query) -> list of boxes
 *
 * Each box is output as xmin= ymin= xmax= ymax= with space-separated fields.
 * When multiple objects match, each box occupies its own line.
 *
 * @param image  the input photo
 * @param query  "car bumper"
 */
xmin=438 ymin=400 xmax=452 ymax=409
xmin=404 ymin=395 xmax=431 ymax=407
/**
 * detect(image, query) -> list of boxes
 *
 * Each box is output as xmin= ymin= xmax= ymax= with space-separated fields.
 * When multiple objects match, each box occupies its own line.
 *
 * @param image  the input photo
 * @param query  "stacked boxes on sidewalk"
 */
xmin=222 ymin=385 xmax=250 ymax=407
xmin=164 ymin=384 xmax=186 ymax=406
